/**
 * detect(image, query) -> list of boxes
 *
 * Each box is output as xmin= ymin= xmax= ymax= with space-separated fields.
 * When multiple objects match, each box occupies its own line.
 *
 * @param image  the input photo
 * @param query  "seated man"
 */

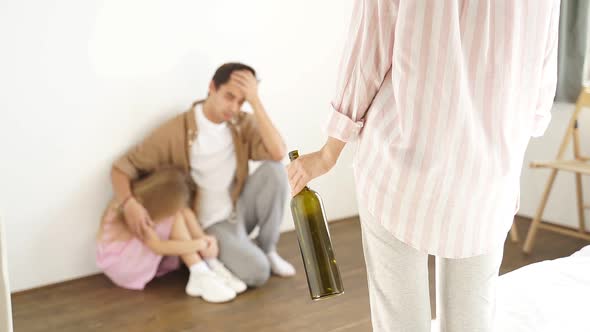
xmin=109 ymin=62 xmax=295 ymax=293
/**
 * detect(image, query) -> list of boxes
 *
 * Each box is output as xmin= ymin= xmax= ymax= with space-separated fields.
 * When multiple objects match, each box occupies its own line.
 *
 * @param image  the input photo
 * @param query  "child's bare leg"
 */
xmin=180 ymin=209 xmax=246 ymax=293
xmin=169 ymin=212 xmax=202 ymax=267
xmin=181 ymin=208 xmax=218 ymax=259
xmin=181 ymin=208 xmax=205 ymax=238
xmin=173 ymin=210 xmax=236 ymax=302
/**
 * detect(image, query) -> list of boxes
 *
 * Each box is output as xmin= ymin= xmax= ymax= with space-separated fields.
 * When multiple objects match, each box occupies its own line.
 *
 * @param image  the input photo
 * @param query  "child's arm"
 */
xmin=181 ymin=209 xmax=219 ymax=258
xmin=142 ymin=223 xmax=206 ymax=256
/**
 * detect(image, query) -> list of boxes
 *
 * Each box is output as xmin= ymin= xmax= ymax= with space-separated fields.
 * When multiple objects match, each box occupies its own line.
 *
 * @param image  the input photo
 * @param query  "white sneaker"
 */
xmin=267 ymin=251 xmax=296 ymax=277
xmin=185 ymin=269 xmax=236 ymax=303
xmin=208 ymin=259 xmax=247 ymax=294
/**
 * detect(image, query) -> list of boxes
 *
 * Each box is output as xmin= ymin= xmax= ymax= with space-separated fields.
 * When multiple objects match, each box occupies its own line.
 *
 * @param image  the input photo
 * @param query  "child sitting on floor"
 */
xmin=96 ymin=168 xmax=246 ymax=303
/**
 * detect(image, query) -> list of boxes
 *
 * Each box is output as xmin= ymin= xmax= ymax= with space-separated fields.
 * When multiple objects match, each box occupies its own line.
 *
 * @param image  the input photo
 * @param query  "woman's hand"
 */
xmin=286 ymin=137 xmax=347 ymax=196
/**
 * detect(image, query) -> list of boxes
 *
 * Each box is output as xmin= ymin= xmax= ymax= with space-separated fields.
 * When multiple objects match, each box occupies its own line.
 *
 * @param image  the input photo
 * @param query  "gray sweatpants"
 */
xmin=206 ymin=161 xmax=288 ymax=287
xmin=359 ymin=206 xmax=504 ymax=332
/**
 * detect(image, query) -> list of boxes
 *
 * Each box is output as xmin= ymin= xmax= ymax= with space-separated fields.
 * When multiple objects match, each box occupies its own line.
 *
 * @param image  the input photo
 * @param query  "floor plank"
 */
xmin=12 ymin=216 xmax=589 ymax=332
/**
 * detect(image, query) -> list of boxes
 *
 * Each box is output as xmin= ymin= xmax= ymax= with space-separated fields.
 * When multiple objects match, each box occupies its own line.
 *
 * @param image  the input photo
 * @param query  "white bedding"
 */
xmin=494 ymin=245 xmax=590 ymax=332
xmin=432 ymin=245 xmax=590 ymax=332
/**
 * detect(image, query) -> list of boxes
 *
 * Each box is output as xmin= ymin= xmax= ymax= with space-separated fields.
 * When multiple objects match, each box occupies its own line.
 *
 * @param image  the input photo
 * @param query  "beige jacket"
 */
xmin=109 ymin=100 xmax=275 ymax=220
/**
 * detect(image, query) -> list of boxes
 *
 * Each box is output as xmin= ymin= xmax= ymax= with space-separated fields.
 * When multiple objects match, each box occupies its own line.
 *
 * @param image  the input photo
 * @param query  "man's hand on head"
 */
xmin=230 ymin=70 xmax=259 ymax=104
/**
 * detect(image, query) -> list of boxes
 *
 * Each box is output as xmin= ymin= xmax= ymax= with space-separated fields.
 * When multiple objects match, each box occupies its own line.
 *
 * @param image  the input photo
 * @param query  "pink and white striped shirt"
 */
xmin=327 ymin=0 xmax=560 ymax=258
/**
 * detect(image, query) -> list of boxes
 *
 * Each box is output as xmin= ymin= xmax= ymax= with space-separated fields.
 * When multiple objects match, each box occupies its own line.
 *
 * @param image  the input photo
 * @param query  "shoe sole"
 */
xmin=186 ymin=288 xmax=237 ymax=303
xmin=234 ymin=286 xmax=247 ymax=294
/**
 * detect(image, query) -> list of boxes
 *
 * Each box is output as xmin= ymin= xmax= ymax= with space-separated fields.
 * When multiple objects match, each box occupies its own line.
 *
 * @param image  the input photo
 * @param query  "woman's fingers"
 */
xmin=291 ymin=171 xmax=308 ymax=196
xmin=287 ymin=158 xmax=313 ymax=195
xmin=287 ymin=161 xmax=302 ymax=184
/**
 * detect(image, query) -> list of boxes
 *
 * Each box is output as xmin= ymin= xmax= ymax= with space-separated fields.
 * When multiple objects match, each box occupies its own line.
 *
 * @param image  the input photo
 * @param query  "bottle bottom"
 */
xmin=311 ymin=290 xmax=344 ymax=301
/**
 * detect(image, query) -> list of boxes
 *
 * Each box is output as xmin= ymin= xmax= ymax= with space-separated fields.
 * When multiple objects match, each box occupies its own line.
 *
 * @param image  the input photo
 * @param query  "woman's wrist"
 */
xmin=321 ymin=137 xmax=346 ymax=165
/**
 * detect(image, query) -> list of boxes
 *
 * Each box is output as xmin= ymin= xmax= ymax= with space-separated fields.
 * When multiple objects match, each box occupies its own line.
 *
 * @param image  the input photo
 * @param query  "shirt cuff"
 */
xmin=531 ymin=112 xmax=552 ymax=138
xmin=324 ymin=107 xmax=364 ymax=142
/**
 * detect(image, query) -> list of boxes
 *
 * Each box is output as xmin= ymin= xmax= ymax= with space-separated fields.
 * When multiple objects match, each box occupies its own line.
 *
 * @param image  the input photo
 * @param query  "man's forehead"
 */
xmin=221 ymin=82 xmax=244 ymax=98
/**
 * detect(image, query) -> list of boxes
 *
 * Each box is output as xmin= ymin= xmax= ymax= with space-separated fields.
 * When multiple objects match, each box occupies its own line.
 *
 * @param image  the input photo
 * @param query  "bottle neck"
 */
xmin=288 ymin=150 xmax=299 ymax=162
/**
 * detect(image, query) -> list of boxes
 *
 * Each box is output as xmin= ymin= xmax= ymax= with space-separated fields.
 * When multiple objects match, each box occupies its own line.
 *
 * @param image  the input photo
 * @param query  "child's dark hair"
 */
xmin=211 ymin=62 xmax=257 ymax=88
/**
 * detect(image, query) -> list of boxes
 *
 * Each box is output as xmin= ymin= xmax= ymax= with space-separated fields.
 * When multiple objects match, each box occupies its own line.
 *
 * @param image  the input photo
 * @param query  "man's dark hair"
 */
xmin=212 ymin=62 xmax=257 ymax=88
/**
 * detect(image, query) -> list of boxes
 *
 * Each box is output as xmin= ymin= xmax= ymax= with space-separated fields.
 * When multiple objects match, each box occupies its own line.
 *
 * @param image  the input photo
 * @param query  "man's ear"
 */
xmin=208 ymin=81 xmax=216 ymax=95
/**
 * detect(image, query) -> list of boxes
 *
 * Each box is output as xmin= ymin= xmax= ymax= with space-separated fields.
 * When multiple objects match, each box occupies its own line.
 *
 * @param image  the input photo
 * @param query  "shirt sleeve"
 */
xmin=531 ymin=0 xmax=560 ymax=138
xmin=241 ymin=112 xmax=275 ymax=161
xmin=113 ymin=113 xmax=185 ymax=179
xmin=326 ymin=0 xmax=399 ymax=142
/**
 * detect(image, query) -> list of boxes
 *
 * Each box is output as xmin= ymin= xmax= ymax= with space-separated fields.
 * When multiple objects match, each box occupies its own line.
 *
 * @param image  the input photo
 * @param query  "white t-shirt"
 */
xmin=190 ymin=104 xmax=236 ymax=229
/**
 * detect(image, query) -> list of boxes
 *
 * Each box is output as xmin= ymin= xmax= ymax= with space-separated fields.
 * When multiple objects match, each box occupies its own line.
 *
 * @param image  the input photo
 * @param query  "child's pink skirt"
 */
xmin=96 ymin=215 xmax=180 ymax=290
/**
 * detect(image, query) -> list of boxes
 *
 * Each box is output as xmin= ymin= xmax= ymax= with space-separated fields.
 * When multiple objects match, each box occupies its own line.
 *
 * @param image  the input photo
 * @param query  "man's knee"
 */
xmin=234 ymin=253 xmax=271 ymax=288
xmin=244 ymin=258 xmax=270 ymax=287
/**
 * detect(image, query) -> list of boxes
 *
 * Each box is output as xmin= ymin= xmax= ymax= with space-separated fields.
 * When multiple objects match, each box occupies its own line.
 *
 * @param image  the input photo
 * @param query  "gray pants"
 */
xmin=206 ymin=161 xmax=288 ymax=287
xmin=359 ymin=206 xmax=504 ymax=332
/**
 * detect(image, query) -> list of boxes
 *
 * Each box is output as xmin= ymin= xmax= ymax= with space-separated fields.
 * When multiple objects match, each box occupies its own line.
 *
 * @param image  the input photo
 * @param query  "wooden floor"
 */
xmin=12 ymin=216 xmax=589 ymax=332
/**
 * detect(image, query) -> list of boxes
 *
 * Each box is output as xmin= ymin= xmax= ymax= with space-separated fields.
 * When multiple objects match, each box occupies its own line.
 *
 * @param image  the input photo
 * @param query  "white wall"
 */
xmin=519 ymin=102 xmax=590 ymax=231
xmin=2 ymin=0 xmax=581 ymax=294
xmin=0 ymin=0 xmax=357 ymax=292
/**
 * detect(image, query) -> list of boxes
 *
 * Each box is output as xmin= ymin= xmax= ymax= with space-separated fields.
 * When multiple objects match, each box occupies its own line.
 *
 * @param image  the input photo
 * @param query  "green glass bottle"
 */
xmin=289 ymin=150 xmax=344 ymax=300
